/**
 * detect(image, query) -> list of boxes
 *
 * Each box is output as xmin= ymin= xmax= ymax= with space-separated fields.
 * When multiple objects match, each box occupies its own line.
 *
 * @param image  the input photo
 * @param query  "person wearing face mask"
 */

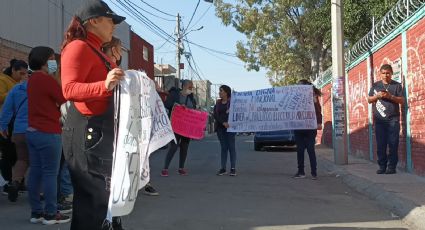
xmin=161 ymin=79 xmax=197 ymax=176
xmin=25 ymin=46 xmax=69 ymax=224
xmin=101 ymin=36 xmax=122 ymax=66
xmin=102 ymin=37 xmax=160 ymax=197
xmin=60 ymin=1 xmax=126 ymax=229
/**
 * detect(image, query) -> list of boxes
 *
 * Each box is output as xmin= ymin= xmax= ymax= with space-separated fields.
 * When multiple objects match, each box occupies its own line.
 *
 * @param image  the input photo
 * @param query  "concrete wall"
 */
xmin=0 ymin=0 xmax=130 ymax=69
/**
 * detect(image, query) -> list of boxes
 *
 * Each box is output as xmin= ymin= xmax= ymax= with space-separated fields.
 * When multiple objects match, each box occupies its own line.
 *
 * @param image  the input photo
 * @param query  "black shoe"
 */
xmin=7 ymin=181 xmax=19 ymax=202
xmin=57 ymin=200 xmax=72 ymax=214
xmin=113 ymin=217 xmax=125 ymax=230
xmin=18 ymin=180 xmax=27 ymax=194
xmin=42 ymin=213 xmax=71 ymax=225
xmin=30 ymin=212 xmax=45 ymax=224
xmin=293 ymin=172 xmax=306 ymax=178
xmin=216 ymin=169 xmax=226 ymax=176
xmin=143 ymin=184 xmax=159 ymax=196
xmin=311 ymin=173 xmax=318 ymax=180
xmin=385 ymin=168 xmax=396 ymax=174
xmin=376 ymin=168 xmax=386 ymax=174
xmin=229 ymin=168 xmax=237 ymax=176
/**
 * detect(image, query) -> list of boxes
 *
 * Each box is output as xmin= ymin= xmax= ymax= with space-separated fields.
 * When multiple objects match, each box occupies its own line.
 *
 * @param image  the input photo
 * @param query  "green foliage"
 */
xmin=214 ymin=0 xmax=398 ymax=86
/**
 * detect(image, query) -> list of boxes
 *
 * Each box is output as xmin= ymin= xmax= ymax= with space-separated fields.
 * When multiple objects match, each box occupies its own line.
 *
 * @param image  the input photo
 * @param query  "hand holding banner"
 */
xmin=171 ymin=105 xmax=208 ymax=140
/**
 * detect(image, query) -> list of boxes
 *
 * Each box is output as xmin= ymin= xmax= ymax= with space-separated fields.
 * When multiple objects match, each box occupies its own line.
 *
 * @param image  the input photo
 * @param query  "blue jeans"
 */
xmin=294 ymin=130 xmax=317 ymax=175
xmin=375 ymin=121 xmax=400 ymax=169
xmin=217 ymin=128 xmax=236 ymax=169
xmin=59 ymin=161 xmax=73 ymax=196
xmin=26 ymin=131 xmax=62 ymax=215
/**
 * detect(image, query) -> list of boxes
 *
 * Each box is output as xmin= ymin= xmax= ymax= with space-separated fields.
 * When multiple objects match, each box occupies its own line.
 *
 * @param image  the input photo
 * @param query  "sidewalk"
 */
xmin=316 ymin=145 xmax=425 ymax=230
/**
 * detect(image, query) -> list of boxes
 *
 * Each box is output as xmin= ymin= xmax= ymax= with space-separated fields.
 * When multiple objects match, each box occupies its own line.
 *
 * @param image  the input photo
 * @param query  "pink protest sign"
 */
xmin=171 ymin=105 xmax=208 ymax=140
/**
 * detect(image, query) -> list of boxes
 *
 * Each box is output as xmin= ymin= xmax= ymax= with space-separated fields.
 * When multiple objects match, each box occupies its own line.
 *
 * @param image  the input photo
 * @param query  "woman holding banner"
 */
xmin=161 ymin=79 xmax=197 ymax=176
xmin=60 ymin=1 xmax=126 ymax=229
xmin=101 ymin=37 xmax=160 ymax=196
xmin=214 ymin=85 xmax=237 ymax=176
xmin=293 ymin=79 xmax=322 ymax=180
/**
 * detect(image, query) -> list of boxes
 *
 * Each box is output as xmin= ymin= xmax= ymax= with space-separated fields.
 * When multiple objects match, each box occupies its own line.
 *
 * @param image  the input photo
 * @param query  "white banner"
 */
xmin=228 ymin=85 xmax=317 ymax=132
xmin=107 ymin=70 xmax=175 ymax=218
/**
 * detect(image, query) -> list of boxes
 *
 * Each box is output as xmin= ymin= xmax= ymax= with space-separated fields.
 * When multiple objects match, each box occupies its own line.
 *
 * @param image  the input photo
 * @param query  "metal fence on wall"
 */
xmin=314 ymin=0 xmax=425 ymax=88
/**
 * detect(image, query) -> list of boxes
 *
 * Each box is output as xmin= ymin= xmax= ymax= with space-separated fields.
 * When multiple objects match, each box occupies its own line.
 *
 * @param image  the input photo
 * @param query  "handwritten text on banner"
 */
xmin=228 ymin=85 xmax=317 ymax=132
xmin=108 ymin=70 xmax=175 ymax=219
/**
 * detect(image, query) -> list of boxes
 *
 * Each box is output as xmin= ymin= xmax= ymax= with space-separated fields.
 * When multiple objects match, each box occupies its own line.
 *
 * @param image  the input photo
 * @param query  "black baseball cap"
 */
xmin=76 ymin=0 xmax=126 ymax=24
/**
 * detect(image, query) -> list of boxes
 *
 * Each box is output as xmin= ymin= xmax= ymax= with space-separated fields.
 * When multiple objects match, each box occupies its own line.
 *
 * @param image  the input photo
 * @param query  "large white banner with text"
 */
xmin=228 ymin=85 xmax=317 ymax=132
xmin=107 ymin=70 xmax=175 ymax=218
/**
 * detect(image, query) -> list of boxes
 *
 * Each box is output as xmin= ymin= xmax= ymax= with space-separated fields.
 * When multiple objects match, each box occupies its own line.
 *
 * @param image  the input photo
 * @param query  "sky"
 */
xmin=104 ymin=0 xmax=270 ymax=95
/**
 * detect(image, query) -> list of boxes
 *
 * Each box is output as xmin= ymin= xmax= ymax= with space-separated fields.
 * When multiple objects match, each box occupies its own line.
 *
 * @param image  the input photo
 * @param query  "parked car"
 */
xmin=253 ymin=130 xmax=296 ymax=151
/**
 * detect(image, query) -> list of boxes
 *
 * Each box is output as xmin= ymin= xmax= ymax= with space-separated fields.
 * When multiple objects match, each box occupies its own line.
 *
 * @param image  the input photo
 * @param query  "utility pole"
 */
xmin=331 ymin=0 xmax=348 ymax=165
xmin=176 ymin=13 xmax=182 ymax=86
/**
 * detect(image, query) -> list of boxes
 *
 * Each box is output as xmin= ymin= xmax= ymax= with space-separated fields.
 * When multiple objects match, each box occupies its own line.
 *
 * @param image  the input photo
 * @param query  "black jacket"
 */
xmin=164 ymin=87 xmax=197 ymax=116
xmin=213 ymin=99 xmax=230 ymax=131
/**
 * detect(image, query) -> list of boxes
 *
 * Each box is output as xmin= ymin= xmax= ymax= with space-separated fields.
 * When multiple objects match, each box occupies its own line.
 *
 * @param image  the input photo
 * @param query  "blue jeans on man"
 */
xmin=375 ymin=121 xmax=400 ymax=170
xmin=26 ymin=130 xmax=62 ymax=215
xmin=216 ymin=128 xmax=236 ymax=169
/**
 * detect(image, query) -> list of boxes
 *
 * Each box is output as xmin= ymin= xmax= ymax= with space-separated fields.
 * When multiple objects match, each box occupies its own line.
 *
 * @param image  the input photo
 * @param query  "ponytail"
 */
xmin=3 ymin=59 xmax=28 ymax=76
xmin=61 ymin=16 xmax=87 ymax=50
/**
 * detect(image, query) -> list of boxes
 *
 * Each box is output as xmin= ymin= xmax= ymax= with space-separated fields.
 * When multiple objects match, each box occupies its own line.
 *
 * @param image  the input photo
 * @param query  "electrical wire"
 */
xmin=129 ymin=0 xmax=176 ymax=22
xmin=183 ymin=39 xmax=237 ymax=57
xmin=185 ymin=0 xmax=200 ymax=33
xmin=122 ymin=0 xmax=175 ymax=40
xmin=115 ymin=0 xmax=176 ymax=46
xmin=139 ymin=0 xmax=175 ymax=17
xmin=188 ymin=4 xmax=212 ymax=31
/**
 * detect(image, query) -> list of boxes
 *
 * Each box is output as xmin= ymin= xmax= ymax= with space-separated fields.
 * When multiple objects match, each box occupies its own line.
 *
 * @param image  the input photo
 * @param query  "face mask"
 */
xmin=185 ymin=89 xmax=193 ymax=95
xmin=47 ymin=60 xmax=58 ymax=74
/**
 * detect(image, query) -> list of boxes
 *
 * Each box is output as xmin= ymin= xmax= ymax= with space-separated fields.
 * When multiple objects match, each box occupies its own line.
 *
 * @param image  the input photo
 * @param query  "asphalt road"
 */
xmin=0 ymin=135 xmax=409 ymax=230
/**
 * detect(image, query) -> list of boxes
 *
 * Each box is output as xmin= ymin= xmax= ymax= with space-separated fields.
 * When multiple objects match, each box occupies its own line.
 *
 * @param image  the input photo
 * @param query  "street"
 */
xmin=0 ymin=135 xmax=409 ymax=230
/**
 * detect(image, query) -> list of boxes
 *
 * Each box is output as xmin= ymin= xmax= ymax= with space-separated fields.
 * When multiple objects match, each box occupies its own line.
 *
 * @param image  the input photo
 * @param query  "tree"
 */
xmin=214 ymin=0 xmax=398 ymax=86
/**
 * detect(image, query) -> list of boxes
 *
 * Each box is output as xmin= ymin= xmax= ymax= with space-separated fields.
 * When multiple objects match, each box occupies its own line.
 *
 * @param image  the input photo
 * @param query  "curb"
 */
xmin=319 ymin=157 xmax=425 ymax=230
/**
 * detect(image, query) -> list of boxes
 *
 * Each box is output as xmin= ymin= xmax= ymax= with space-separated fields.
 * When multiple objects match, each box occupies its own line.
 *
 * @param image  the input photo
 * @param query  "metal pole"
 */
xmin=176 ymin=14 xmax=181 ymax=85
xmin=331 ymin=0 xmax=348 ymax=165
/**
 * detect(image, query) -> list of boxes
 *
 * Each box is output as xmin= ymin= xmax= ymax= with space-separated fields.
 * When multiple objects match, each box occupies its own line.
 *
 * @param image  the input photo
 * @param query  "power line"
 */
xmin=188 ymin=4 xmax=212 ymax=31
xmin=114 ymin=0 xmax=176 ymax=46
xmin=139 ymin=0 xmax=175 ymax=17
xmin=185 ymin=0 xmax=200 ymax=33
xmin=129 ymin=0 xmax=176 ymax=22
xmin=183 ymin=39 xmax=237 ymax=57
xmin=122 ymin=0 xmax=175 ymax=40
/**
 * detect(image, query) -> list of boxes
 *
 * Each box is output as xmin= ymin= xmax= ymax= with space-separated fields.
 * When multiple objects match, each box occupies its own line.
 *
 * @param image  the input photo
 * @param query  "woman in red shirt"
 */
xmin=26 ymin=46 xmax=69 ymax=224
xmin=60 ymin=1 xmax=125 ymax=229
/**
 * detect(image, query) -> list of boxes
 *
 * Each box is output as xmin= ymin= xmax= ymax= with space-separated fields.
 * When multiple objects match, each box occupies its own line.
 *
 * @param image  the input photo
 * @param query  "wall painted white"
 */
xmin=0 ymin=0 xmax=130 ymax=66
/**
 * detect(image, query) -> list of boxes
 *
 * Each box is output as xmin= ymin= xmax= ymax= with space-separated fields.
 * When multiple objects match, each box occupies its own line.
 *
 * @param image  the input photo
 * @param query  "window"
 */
xmin=143 ymin=46 xmax=149 ymax=61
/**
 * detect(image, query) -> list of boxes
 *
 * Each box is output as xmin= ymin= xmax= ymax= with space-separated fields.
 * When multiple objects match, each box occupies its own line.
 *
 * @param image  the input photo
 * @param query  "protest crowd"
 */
xmin=0 ymin=1 xmax=403 ymax=230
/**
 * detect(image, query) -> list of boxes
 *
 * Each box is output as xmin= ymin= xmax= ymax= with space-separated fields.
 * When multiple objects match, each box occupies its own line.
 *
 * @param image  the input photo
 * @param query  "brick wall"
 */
xmin=318 ymin=84 xmax=333 ymax=147
xmin=347 ymin=61 xmax=370 ymax=159
xmin=0 ymin=37 xmax=31 ymax=71
xmin=406 ymin=17 xmax=425 ymax=174
xmin=318 ymin=17 xmax=425 ymax=175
